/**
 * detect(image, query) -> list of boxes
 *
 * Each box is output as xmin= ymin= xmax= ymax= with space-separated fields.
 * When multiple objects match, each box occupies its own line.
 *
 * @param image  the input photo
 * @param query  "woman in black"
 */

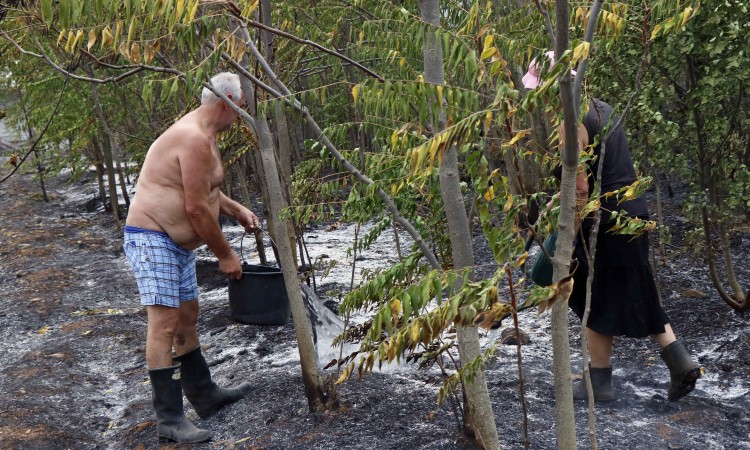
xmin=523 ymin=54 xmax=702 ymax=402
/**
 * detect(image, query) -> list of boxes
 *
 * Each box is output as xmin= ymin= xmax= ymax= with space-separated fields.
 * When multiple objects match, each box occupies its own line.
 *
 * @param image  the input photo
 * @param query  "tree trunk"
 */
xmin=256 ymin=112 xmax=332 ymax=410
xmin=232 ymin=19 xmax=275 ymax=243
xmin=274 ymin=100 xmax=299 ymax=265
xmin=86 ymin=68 xmax=122 ymax=226
xmin=551 ymin=1 xmax=578 ymax=448
xmin=115 ymin=156 xmax=130 ymax=209
xmin=421 ymin=1 xmax=501 ymax=448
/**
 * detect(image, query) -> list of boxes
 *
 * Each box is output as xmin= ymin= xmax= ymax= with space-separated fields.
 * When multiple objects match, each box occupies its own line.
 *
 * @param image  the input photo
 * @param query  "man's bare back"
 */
xmin=126 ymin=111 xmax=223 ymax=249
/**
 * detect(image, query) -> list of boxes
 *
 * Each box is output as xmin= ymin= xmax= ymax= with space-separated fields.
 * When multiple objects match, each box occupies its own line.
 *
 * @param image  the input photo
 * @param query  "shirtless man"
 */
xmin=123 ymin=72 xmax=259 ymax=443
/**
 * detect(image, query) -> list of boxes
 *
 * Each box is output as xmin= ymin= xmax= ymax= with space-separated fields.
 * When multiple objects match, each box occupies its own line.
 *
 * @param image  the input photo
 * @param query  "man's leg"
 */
xmin=173 ymin=299 xmax=252 ymax=419
xmin=146 ymin=305 xmax=180 ymax=368
xmin=174 ymin=299 xmax=200 ymax=357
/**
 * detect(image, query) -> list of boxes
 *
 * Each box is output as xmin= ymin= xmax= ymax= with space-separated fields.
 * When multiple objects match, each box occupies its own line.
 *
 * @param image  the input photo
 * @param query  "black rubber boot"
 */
xmin=661 ymin=340 xmax=703 ymax=401
xmin=174 ymin=346 xmax=252 ymax=419
xmin=148 ymin=366 xmax=212 ymax=443
xmin=573 ymin=366 xmax=615 ymax=402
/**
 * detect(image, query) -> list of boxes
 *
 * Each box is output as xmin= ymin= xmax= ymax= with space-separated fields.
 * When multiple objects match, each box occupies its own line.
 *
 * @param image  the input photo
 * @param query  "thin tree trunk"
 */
xmin=85 ymin=65 xmax=122 ymax=226
xmin=257 ymin=112 xmax=333 ymax=410
xmin=421 ymin=1 xmax=500 ymax=448
xmin=89 ymin=140 xmax=107 ymax=206
xmin=552 ymin=0 xmax=578 ymax=447
xmin=21 ymin=107 xmax=48 ymax=202
xmin=115 ymin=157 xmax=130 ymax=208
xmin=274 ymin=101 xmax=299 ymax=265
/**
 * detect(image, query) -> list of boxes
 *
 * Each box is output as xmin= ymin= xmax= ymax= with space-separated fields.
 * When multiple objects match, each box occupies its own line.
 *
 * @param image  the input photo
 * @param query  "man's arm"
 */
xmin=219 ymin=191 xmax=259 ymax=232
xmin=179 ymin=135 xmax=241 ymax=278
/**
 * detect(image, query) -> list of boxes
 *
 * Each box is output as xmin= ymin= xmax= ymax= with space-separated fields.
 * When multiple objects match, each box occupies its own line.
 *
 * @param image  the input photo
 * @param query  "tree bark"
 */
xmin=552 ymin=0 xmax=578 ymax=448
xmin=421 ymin=1 xmax=501 ymax=448
xmin=84 ymin=63 xmax=122 ymax=226
xmin=256 ymin=111 xmax=330 ymax=410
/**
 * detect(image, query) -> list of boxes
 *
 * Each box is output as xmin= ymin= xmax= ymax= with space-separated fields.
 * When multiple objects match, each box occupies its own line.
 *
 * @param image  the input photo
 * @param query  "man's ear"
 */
xmin=223 ymin=94 xmax=234 ymax=109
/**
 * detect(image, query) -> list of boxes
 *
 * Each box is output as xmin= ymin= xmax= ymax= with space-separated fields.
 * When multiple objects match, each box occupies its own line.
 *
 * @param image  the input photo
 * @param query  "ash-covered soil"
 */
xmin=0 ymin=171 xmax=748 ymax=450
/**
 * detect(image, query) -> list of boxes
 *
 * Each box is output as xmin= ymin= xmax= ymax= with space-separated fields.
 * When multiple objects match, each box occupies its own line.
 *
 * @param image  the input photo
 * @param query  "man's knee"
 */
xmin=147 ymin=305 xmax=181 ymax=341
xmin=178 ymin=299 xmax=200 ymax=325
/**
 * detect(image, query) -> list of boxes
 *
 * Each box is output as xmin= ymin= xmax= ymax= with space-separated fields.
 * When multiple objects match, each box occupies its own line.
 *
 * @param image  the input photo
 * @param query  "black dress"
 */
xmin=566 ymin=99 xmax=670 ymax=338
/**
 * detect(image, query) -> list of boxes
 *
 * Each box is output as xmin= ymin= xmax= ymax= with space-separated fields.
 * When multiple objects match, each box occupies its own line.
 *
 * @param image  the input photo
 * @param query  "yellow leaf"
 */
xmin=358 ymin=30 xmax=364 ymax=46
xmin=186 ymin=0 xmax=200 ymax=23
xmin=118 ymin=42 xmax=131 ymax=61
xmin=410 ymin=321 xmax=420 ymax=342
xmin=515 ymin=251 xmax=528 ymax=267
xmin=389 ymin=299 xmax=402 ymax=320
xmin=335 ymin=366 xmax=349 ymax=384
xmin=37 ymin=326 xmax=49 ymax=335
xmin=75 ymin=29 xmax=84 ymax=47
xmin=681 ymin=7 xmax=693 ymax=27
xmin=101 ymin=26 xmax=113 ymax=50
xmin=484 ymin=111 xmax=493 ymax=131
xmin=436 ymin=85 xmax=443 ymax=107
xmin=64 ymin=30 xmax=75 ymax=53
xmin=399 ymin=57 xmax=406 ymax=68
xmin=481 ymin=35 xmax=496 ymax=60
xmin=83 ymin=330 xmax=92 ymax=336
xmin=503 ymin=194 xmax=513 ymax=213
xmin=351 ymin=84 xmax=359 ymax=102
xmin=131 ymin=42 xmax=142 ymax=64
xmin=175 ymin=0 xmax=185 ymax=19
xmin=572 ymin=42 xmax=590 ymax=64
xmin=622 ymin=185 xmax=635 ymax=201
xmin=484 ymin=186 xmax=495 ymax=201
xmin=127 ymin=18 xmax=137 ymax=46
xmin=144 ymin=42 xmax=154 ymax=64
xmin=87 ymin=29 xmax=97 ymax=51
xmin=505 ymin=129 xmax=531 ymax=147
xmin=114 ymin=21 xmax=123 ymax=51
xmin=650 ymin=24 xmax=662 ymax=40
xmin=57 ymin=29 xmax=66 ymax=46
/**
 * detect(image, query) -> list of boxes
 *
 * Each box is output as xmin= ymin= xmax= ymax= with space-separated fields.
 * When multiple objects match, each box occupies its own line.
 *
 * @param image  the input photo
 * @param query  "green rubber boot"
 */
xmin=573 ymin=366 xmax=614 ymax=402
xmin=174 ymin=346 xmax=252 ymax=419
xmin=661 ymin=340 xmax=703 ymax=401
xmin=148 ymin=366 xmax=212 ymax=443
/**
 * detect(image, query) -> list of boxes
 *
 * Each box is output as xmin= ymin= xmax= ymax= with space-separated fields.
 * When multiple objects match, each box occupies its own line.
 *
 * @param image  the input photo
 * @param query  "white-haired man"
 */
xmin=124 ymin=72 xmax=259 ymax=443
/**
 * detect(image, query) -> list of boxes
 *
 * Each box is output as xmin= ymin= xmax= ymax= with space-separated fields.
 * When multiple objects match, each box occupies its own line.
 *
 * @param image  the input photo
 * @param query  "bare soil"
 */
xmin=0 ymin=171 xmax=748 ymax=450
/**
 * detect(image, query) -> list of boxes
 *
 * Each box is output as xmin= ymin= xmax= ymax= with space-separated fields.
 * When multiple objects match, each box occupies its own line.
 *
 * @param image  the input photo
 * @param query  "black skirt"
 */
xmin=568 ymin=218 xmax=670 ymax=338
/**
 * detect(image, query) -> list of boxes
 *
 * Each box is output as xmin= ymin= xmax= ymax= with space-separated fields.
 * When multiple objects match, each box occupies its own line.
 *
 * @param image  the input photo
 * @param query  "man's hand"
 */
xmin=237 ymin=208 xmax=260 ymax=233
xmin=219 ymin=251 xmax=243 ymax=280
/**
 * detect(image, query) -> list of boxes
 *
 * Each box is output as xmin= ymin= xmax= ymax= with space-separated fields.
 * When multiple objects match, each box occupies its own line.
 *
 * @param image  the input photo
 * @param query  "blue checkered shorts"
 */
xmin=123 ymin=226 xmax=198 ymax=307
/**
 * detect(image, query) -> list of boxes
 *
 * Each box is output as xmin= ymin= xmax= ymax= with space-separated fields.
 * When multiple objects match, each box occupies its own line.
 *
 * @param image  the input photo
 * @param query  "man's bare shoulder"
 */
xmin=157 ymin=122 xmax=209 ymax=151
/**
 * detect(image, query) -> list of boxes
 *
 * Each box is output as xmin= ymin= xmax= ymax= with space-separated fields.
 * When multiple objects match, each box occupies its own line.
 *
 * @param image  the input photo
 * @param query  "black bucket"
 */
xmin=228 ymin=233 xmax=290 ymax=326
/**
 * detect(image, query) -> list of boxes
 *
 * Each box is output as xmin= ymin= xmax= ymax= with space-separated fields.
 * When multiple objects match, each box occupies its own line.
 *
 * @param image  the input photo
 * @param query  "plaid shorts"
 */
xmin=123 ymin=226 xmax=198 ymax=307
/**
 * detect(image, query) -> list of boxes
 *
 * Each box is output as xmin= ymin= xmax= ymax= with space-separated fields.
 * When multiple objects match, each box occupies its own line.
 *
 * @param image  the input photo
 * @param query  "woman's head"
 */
xmin=522 ymin=51 xmax=576 ymax=90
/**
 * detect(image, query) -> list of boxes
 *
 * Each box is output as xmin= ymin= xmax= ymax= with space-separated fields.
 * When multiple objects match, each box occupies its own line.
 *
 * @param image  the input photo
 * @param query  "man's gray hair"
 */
xmin=201 ymin=72 xmax=242 ymax=106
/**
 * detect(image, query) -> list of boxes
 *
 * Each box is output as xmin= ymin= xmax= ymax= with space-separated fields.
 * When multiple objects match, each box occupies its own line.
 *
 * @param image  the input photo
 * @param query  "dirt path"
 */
xmin=1 ymin=172 xmax=748 ymax=450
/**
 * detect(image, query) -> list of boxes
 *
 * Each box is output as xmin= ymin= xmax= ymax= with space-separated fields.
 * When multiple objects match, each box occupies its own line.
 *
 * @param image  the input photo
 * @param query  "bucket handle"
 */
xmin=239 ymin=228 xmax=280 ymax=265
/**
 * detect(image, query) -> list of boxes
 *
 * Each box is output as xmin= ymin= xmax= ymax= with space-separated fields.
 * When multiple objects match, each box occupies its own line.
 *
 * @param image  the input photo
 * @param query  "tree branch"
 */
xmin=573 ymin=0 xmax=605 ymax=107
xmin=0 ymin=75 xmax=69 ymax=184
xmin=224 ymin=2 xmax=384 ymax=82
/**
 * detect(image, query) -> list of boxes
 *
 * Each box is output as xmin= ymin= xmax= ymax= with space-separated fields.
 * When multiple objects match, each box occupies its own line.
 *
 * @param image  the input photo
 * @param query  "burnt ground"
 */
xmin=0 ymin=170 xmax=748 ymax=450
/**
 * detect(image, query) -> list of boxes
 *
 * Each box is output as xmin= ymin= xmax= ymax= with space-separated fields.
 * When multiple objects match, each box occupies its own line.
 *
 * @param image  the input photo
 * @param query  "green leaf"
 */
xmin=41 ymin=0 xmax=53 ymax=27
